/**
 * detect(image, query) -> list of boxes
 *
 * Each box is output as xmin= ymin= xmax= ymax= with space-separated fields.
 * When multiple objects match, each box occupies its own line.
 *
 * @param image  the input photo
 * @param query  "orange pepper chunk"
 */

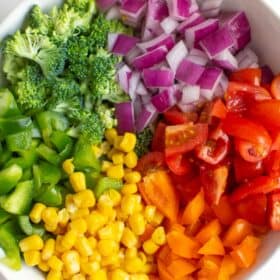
xmin=218 ymin=254 xmax=237 ymax=280
xmin=195 ymin=219 xmax=222 ymax=244
xmin=157 ymin=259 xmax=173 ymax=280
xmin=167 ymin=258 xmax=197 ymax=278
xmin=199 ymin=255 xmax=221 ymax=271
xmin=167 ymin=230 xmax=200 ymax=259
xmin=181 ymin=190 xmax=205 ymax=226
xmin=230 ymin=235 xmax=261 ymax=268
xmin=198 ymin=236 xmax=225 ymax=256
xmin=157 ymin=244 xmax=172 ymax=263
xmin=223 ymin=219 xmax=252 ymax=248
xmin=212 ymin=196 xmax=236 ymax=225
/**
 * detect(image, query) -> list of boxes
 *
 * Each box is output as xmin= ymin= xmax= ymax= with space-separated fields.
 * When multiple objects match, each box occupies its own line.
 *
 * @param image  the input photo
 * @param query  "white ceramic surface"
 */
xmin=0 ymin=0 xmax=280 ymax=279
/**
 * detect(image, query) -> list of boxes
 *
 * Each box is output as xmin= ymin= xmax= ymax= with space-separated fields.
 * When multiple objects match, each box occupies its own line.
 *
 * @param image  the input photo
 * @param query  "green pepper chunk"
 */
xmin=0 ymin=164 xmax=23 ymax=195
xmin=0 ymin=209 xmax=11 ymax=225
xmin=0 ymin=88 xmax=20 ymax=117
xmin=0 ymin=149 xmax=12 ymax=167
xmin=6 ymin=127 xmax=33 ymax=151
xmin=94 ymin=177 xmax=123 ymax=198
xmin=35 ymin=184 xmax=63 ymax=207
xmin=1 ymin=180 xmax=33 ymax=215
xmin=0 ymin=116 xmax=32 ymax=136
xmin=36 ymin=144 xmax=61 ymax=165
xmin=39 ymin=162 xmax=62 ymax=185
xmin=17 ymin=216 xmax=45 ymax=237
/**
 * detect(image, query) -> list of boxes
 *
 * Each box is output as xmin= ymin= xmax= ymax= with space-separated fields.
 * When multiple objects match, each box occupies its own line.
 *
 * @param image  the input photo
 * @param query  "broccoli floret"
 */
xmin=4 ymin=29 xmax=66 ymax=79
xmin=66 ymin=0 xmax=96 ymax=14
xmin=134 ymin=127 xmax=153 ymax=157
xmin=2 ymin=54 xmax=26 ymax=84
xmin=96 ymin=104 xmax=117 ymax=130
xmin=13 ymin=64 xmax=48 ymax=113
xmin=28 ymin=5 xmax=53 ymax=35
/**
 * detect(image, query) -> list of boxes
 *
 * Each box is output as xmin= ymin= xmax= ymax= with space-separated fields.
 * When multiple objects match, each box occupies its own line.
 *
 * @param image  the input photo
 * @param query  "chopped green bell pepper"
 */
xmin=50 ymin=131 xmax=74 ymax=160
xmin=35 ymin=184 xmax=63 ymax=207
xmin=0 ymin=88 xmax=20 ymax=117
xmin=39 ymin=162 xmax=62 ymax=185
xmin=0 ymin=149 xmax=12 ymax=167
xmin=0 ymin=116 xmax=32 ymax=136
xmin=36 ymin=144 xmax=61 ymax=166
xmin=0 ymin=164 xmax=23 ymax=195
xmin=6 ymin=127 xmax=33 ymax=152
xmin=17 ymin=216 xmax=45 ymax=237
xmin=0 ymin=209 xmax=11 ymax=225
xmin=94 ymin=177 xmax=123 ymax=198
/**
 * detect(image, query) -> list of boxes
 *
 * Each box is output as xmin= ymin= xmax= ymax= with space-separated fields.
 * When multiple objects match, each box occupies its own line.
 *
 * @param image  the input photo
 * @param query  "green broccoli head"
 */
xmin=96 ymin=103 xmax=117 ymax=130
xmin=4 ymin=29 xmax=66 ymax=79
xmin=66 ymin=0 xmax=96 ymax=14
xmin=134 ymin=127 xmax=153 ymax=157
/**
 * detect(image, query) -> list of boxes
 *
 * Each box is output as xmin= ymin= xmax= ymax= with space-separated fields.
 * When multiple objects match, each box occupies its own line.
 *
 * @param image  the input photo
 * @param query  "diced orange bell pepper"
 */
xmin=138 ymin=182 xmax=153 ymax=205
xmin=195 ymin=219 xmax=222 ymax=244
xmin=230 ymin=235 xmax=261 ymax=268
xmin=197 ymin=267 xmax=220 ymax=280
xmin=167 ymin=230 xmax=200 ymax=259
xmin=148 ymin=276 xmax=159 ymax=280
xmin=199 ymin=255 xmax=221 ymax=271
xmin=198 ymin=236 xmax=225 ymax=256
xmin=223 ymin=219 xmax=252 ymax=248
xmin=211 ymin=196 xmax=236 ymax=225
xmin=181 ymin=190 xmax=205 ymax=226
xmin=218 ymin=255 xmax=237 ymax=280
xmin=157 ymin=244 xmax=171 ymax=263
xmin=167 ymin=258 xmax=197 ymax=278
xmin=158 ymin=259 xmax=173 ymax=280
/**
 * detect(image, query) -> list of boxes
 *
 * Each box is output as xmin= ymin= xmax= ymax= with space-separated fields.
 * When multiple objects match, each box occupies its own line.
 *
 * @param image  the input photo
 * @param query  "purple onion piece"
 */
xmin=142 ymin=68 xmax=175 ymax=88
xmin=135 ymin=103 xmax=158 ymax=132
xmin=115 ymin=102 xmax=135 ymax=134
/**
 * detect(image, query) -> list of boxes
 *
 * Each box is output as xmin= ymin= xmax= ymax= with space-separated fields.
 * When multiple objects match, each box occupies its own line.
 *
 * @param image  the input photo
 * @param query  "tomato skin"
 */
xmin=230 ymin=176 xmax=280 ymax=203
xmin=271 ymin=74 xmax=280 ymax=100
xmin=165 ymin=154 xmax=193 ymax=176
xmin=164 ymin=106 xmax=197 ymax=125
xmin=234 ymin=156 xmax=264 ymax=183
xmin=165 ymin=123 xmax=208 ymax=157
xmin=234 ymin=194 xmax=267 ymax=226
xmin=270 ymin=131 xmax=280 ymax=151
xmin=136 ymin=152 xmax=165 ymax=176
xmin=268 ymin=192 xmax=280 ymax=230
xmin=264 ymin=150 xmax=280 ymax=177
xmin=152 ymin=122 xmax=166 ymax=152
xmin=230 ymin=68 xmax=262 ymax=86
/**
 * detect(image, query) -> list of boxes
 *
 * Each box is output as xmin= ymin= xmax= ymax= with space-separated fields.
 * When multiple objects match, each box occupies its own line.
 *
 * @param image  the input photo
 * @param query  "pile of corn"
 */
xmin=19 ymin=130 xmax=166 ymax=280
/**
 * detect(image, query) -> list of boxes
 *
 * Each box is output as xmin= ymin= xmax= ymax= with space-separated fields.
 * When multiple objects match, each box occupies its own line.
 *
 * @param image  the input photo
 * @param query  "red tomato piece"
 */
xmin=230 ymin=176 xmax=280 ymax=203
xmin=270 ymin=131 xmax=280 ymax=151
xmin=166 ymin=154 xmax=193 ymax=176
xmin=264 ymin=150 xmax=280 ymax=177
xmin=233 ymin=156 xmax=264 ymax=183
xmin=268 ymin=192 xmax=280 ymax=230
xmin=165 ymin=123 xmax=208 ymax=157
xmin=200 ymin=165 xmax=229 ymax=205
xmin=196 ymin=128 xmax=229 ymax=165
xmin=152 ymin=122 xmax=166 ymax=152
xmin=210 ymin=99 xmax=228 ymax=119
xmin=164 ymin=106 xmax=198 ymax=125
xmin=230 ymin=68 xmax=262 ymax=86
xmin=234 ymin=194 xmax=267 ymax=226
xmin=136 ymin=152 xmax=165 ymax=176
xmin=271 ymin=74 xmax=280 ymax=100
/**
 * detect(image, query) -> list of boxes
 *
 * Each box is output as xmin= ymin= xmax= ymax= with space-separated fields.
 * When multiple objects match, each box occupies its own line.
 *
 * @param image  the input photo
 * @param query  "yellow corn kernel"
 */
xmin=130 ymin=274 xmax=149 ymax=280
xmin=69 ymin=172 xmax=86 ymax=193
xmin=88 ymin=269 xmax=107 ymax=280
xmin=81 ymin=260 xmax=100 ymax=275
xmin=69 ymin=218 xmax=87 ymax=235
xmin=124 ymin=152 xmax=138 ymax=169
xmin=73 ymin=189 xmax=96 ymax=209
xmin=112 ymin=152 xmax=125 ymax=165
xmin=101 ymin=254 xmax=120 ymax=267
xmin=38 ymin=261 xmax=50 ymax=272
xmin=61 ymin=230 xmax=78 ymax=250
xmin=111 ymin=269 xmax=130 ymax=280
xmin=46 ymin=270 xmax=62 ymax=280
xmin=121 ymin=227 xmax=138 ymax=248
xmin=55 ymin=236 xmax=66 ymax=254
xmin=65 ymin=194 xmax=78 ymax=214
xmin=19 ymin=235 xmax=44 ymax=252
xmin=138 ymin=252 xmax=147 ymax=264
xmin=142 ymin=263 xmax=156 ymax=274
xmin=144 ymin=206 xmax=156 ymax=223
xmin=121 ymin=194 xmax=142 ymax=216
xmin=151 ymin=227 xmax=166 ymax=246
xmin=86 ymin=211 xmax=107 ymax=235
xmin=101 ymin=161 xmax=113 ymax=172
xmin=45 ymin=223 xmax=58 ymax=233
xmin=89 ymin=250 xmax=102 ymax=263
xmin=152 ymin=211 xmax=164 ymax=226
xmin=114 ymin=136 xmax=124 ymax=150
xmin=125 ymin=247 xmax=138 ymax=259
xmin=72 ymin=273 xmax=86 ymax=280
xmin=92 ymin=145 xmax=102 ymax=158
xmin=128 ymin=213 xmax=146 ymax=236
xmin=42 ymin=238 xmax=56 ymax=261
xmin=97 ymin=240 xmax=119 ymax=257
xmin=63 ymin=159 xmax=75 ymax=175
xmin=107 ymin=164 xmax=124 ymax=180
xmin=62 ymin=250 xmax=80 ymax=275
xmin=97 ymin=206 xmax=117 ymax=223
xmin=98 ymin=221 xmax=124 ymax=241
xmin=121 ymin=183 xmax=138 ymax=195
xmin=119 ymin=133 xmax=137 ymax=153
xmin=29 ymin=203 xmax=46 ymax=224
xmin=108 ymin=148 xmax=119 ymax=160
xmin=75 ymin=236 xmax=93 ymax=257
xmin=104 ymin=189 xmax=122 ymax=207
xmin=70 ymin=208 xmax=90 ymax=221
xmin=47 ymin=255 xmax=63 ymax=271
xmin=124 ymin=257 xmax=143 ymax=274
xmin=62 ymin=269 xmax=72 ymax=279
xmin=42 ymin=207 xmax=59 ymax=226
xmin=87 ymin=237 xmax=97 ymax=250
xmin=23 ymin=250 xmax=41 ymax=266
xmin=57 ymin=209 xmax=70 ymax=227
xmin=105 ymin=128 xmax=118 ymax=144
xmin=142 ymin=240 xmax=159 ymax=255
xmin=124 ymin=171 xmax=141 ymax=184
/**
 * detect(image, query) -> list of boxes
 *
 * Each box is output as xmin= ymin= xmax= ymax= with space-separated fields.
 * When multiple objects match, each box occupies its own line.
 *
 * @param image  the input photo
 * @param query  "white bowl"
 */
xmin=0 ymin=0 xmax=280 ymax=279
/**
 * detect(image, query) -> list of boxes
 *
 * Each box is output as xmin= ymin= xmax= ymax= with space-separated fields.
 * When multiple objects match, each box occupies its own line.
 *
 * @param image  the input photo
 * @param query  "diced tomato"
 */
xmin=200 ymin=165 xmax=229 ymax=205
xmin=230 ymin=68 xmax=262 ymax=86
xmin=165 ymin=123 xmax=208 ymax=157
xmin=234 ymin=194 xmax=267 ymax=226
xmin=136 ymin=152 xmax=165 ymax=176
xmin=199 ymin=100 xmax=227 ymax=125
xmin=164 ymin=106 xmax=198 ymax=125
xmin=271 ymin=74 xmax=280 ymax=100
xmin=270 ymin=131 xmax=280 ymax=151
xmin=210 ymin=99 xmax=228 ymax=119
xmin=152 ymin=122 xmax=166 ymax=152
xmin=166 ymin=154 xmax=193 ymax=176
xmin=264 ymin=150 xmax=280 ymax=177
xmin=196 ymin=127 xmax=229 ymax=165
xmin=268 ymin=192 xmax=280 ymax=230
xmin=230 ymin=176 xmax=280 ymax=203
xmin=234 ymin=156 xmax=264 ymax=183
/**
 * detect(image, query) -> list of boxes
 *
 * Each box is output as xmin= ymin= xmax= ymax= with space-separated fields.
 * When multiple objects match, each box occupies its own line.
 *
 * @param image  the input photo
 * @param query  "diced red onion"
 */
xmin=125 ymin=47 xmax=143 ymax=66
xmin=109 ymin=34 xmax=140 ymax=56
xmin=198 ymin=67 xmax=223 ymax=100
xmin=219 ymin=72 xmax=229 ymax=92
xmin=107 ymin=33 xmax=118 ymax=52
xmin=176 ymin=58 xmax=205 ymax=85
xmin=166 ymin=0 xmax=192 ymax=21
xmin=115 ymin=102 xmax=135 ymax=134
xmin=117 ymin=64 xmax=132 ymax=93
xmin=97 ymin=0 xmax=117 ymax=11
xmin=199 ymin=0 xmax=223 ymax=18
xmin=188 ymin=48 xmax=208 ymax=65
xmin=136 ymin=82 xmax=148 ymax=96
xmin=200 ymin=26 xmax=235 ymax=58
xmin=160 ymin=17 xmax=179 ymax=34
xmin=133 ymin=96 xmax=143 ymax=119
xmin=135 ymin=103 xmax=158 ymax=132
xmin=214 ymin=84 xmax=224 ymax=98
xmin=141 ymin=94 xmax=152 ymax=104
xmin=128 ymin=72 xmax=141 ymax=100
xmin=213 ymin=49 xmax=238 ymax=70
xmin=166 ymin=41 xmax=188 ymax=72
xmin=143 ymin=68 xmax=175 ymax=88
xmin=137 ymin=34 xmax=175 ymax=52
xmin=177 ymin=102 xmax=197 ymax=112
xmin=185 ymin=18 xmax=219 ymax=49
xmin=151 ymin=87 xmax=177 ymax=112
xmin=106 ymin=5 xmax=121 ymax=20
xmin=181 ymin=85 xmax=200 ymax=104
xmin=189 ymin=0 xmax=199 ymax=14
xmin=177 ymin=12 xmax=204 ymax=35
xmin=236 ymin=47 xmax=258 ymax=69
xmin=133 ymin=46 xmax=168 ymax=70
xmin=261 ymin=65 xmax=274 ymax=84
